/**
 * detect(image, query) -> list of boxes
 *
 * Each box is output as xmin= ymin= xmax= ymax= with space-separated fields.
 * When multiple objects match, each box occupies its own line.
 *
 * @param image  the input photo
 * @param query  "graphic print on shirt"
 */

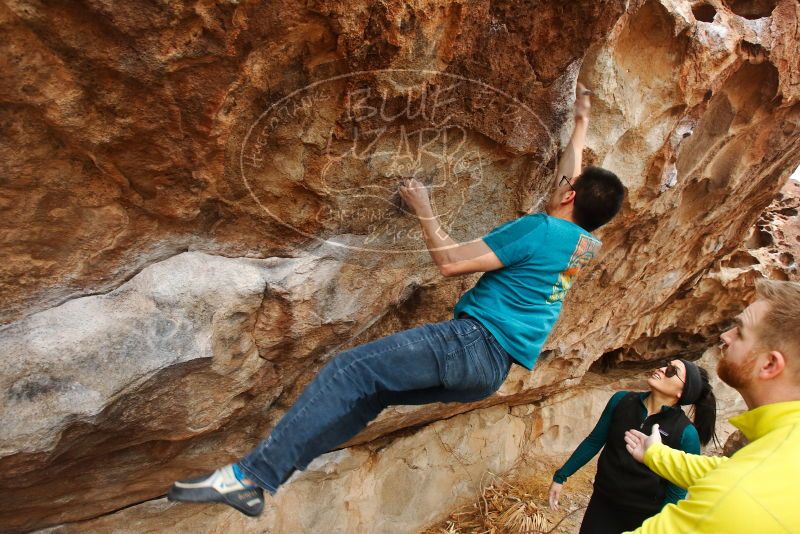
xmin=547 ymin=234 xmax=601 ymax=304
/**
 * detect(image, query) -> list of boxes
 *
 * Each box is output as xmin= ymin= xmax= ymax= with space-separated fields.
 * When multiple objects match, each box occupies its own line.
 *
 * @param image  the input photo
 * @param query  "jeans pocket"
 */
xmin=442 ymin=339 xmax=491 ymax=391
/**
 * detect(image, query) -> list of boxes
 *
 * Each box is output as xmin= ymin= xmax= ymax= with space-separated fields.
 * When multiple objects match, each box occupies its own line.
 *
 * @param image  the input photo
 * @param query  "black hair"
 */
xmin=690 ymin=366 xmax=718 ymax=447
xmin=572 ymin=166 xmax=625 ymax=232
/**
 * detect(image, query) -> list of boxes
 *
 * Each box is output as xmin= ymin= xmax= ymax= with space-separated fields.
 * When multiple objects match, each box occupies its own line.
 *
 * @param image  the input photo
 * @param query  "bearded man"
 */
xmin=624 ymin=279 xmax=800 ymax=533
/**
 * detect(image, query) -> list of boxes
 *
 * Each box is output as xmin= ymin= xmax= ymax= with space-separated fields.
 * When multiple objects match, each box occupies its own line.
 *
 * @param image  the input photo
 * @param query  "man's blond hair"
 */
xmin=755 ymin=279 xmax=800 ymax=372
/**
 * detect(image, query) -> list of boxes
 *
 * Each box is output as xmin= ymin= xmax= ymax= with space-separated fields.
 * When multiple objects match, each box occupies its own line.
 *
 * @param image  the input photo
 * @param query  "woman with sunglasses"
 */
xmin=548 ymin=359 xmax=717 ymax=534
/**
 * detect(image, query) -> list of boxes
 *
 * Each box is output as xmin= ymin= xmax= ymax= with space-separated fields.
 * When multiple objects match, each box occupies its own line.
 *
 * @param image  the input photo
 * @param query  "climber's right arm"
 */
xmin=555 ymin=82 xmax=591 ymax=182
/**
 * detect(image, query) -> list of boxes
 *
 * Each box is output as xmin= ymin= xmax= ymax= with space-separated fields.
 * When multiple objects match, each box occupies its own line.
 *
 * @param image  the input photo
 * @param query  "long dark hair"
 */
xmin=690 ymin=367 xmax=718 ymax=447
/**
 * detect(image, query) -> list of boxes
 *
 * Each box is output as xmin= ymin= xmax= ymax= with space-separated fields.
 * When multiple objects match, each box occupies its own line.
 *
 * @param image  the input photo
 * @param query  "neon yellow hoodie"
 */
xmin=628 ymin=400 xmax=800 ymax=533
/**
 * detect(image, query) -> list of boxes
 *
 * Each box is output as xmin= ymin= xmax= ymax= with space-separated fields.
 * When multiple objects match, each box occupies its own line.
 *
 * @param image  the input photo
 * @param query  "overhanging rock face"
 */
xmin=1 ymin=0 xmax=799 ymax=531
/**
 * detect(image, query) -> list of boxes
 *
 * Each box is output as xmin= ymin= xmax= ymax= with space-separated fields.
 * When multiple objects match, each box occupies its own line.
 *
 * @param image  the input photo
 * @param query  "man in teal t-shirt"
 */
xmin=168 ymin=84 xmax=626 ymax=517
xmin=453 ymin=211 xmax=601 ymax=369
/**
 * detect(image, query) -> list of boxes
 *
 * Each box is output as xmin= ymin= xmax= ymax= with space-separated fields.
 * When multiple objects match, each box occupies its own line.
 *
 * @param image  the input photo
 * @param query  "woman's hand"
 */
xmin=548 ymin=481 xmax=563 ymax=511
xmin=398 ymin=178 xmax=434 ymax=219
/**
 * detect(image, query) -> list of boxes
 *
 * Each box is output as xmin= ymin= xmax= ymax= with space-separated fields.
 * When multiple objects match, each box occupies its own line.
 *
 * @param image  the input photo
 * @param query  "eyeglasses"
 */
xmin=662 ymin=360 xmax=685 ymax=383
xmin=559 ymin=175 xmax=576 ymax=192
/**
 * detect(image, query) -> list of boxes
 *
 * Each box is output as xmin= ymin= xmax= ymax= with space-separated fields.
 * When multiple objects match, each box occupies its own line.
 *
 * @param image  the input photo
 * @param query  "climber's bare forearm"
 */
xmin=417 ymin=213 xmax=458 ymax=267
xmin=416 ymin=216 xmax=502 ymax=277
xmin=556 ymin=115 xmax=588 ymax=181
xmin=399 ymin=178 xmax=503 ymax=276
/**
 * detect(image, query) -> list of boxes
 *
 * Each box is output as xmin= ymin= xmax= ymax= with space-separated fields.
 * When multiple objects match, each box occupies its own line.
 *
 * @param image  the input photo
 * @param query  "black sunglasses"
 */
xmin=662 ymin=360 xmax=685 ymax=384
xmin=560 ymin=175 xmax=576 ymax=192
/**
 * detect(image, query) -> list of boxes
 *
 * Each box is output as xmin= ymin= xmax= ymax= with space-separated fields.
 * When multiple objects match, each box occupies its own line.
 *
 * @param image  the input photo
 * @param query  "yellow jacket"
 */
xmin=628 ymin=400 xmax=800 ymax=533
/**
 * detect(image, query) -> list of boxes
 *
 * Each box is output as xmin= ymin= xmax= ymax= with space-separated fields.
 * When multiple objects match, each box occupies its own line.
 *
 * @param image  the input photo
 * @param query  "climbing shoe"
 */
xmin=167 ymin=464 xmax=265 ymax=517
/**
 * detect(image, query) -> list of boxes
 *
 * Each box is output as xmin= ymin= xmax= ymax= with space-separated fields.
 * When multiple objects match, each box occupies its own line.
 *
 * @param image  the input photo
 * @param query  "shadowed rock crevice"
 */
xmin=590 ymin=330 xmax=709 ymax=373
xmin=724 ymin=0 xmax=778 ymax=19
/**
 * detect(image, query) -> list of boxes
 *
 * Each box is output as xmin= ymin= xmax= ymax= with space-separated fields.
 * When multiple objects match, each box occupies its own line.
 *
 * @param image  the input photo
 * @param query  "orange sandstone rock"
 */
xmin=0 ymin=0 xmax=798 ymax=531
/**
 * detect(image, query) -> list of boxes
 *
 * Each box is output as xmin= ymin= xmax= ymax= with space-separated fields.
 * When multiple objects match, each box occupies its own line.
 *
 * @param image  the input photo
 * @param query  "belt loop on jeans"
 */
xmin=459 ymin=313 xmax=482 ymax=333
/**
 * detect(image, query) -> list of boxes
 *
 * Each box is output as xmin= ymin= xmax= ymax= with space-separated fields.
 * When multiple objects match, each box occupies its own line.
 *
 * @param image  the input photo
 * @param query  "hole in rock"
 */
xmin=676 ymin=60 xmax=779 ymax=184
xmin=770 ymin=268 xmax=790 ymax=281
xmin=692 ymin=3 xmax=717 ymax=22
xmin=745 ymin=226 xmax=774 ymax=249
xmin=614 ymin=1 xmax=688 ymax=85
xmin=726 ymin=62 xmax=779 ymax=126
xmin=590 ymin=349 xmax=626 ymax=373
xmin=590 ymin=333 xmax=706 ymax=374
xmin=739 ymin=41 xmax=768 ymax=62
xmin=779 ymin=252 xmax=795 ymax=266
xmin=723 ymin=0 xmax=777 ymax=19
xmin=725 ymin=251 xmax=759 ymax=268
xmin=777 ymin=207 xmax=798 ymax=217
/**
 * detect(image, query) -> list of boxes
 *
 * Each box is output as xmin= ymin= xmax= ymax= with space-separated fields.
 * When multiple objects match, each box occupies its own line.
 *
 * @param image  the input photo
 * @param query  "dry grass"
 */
xmin=421 ymin=455 xmax=596 ymax=534
xmin=423 ymin=472 xmax=549 ymax=534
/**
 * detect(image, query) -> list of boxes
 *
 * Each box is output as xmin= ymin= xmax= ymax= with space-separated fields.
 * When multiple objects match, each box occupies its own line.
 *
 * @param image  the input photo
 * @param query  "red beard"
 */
xmin=717 ymin=352 xmax=757 ymax=389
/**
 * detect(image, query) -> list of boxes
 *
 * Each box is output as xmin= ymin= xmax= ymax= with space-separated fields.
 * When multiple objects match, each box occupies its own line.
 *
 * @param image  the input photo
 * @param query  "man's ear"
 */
xmin=561 ymin=189 xmax=576 ymax=205
xmin=759 ymin=350 xmax=786 ymax=380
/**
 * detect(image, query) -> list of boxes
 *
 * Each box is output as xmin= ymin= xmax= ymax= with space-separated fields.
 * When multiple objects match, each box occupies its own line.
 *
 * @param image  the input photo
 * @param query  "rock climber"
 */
xmin=166 ymin=82 xmax=625 ymax=517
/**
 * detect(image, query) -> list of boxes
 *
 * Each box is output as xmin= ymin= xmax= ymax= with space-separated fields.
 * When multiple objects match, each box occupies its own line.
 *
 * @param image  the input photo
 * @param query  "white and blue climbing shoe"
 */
xmin=167 ymin=464 xmax=264 ymax=517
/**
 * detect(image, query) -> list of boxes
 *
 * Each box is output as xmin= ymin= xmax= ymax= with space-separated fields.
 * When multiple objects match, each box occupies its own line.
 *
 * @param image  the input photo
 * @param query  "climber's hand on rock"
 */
xmin=624 ymin=424 xmax=662 ymax=463
xmin=575 ymin=82 xmax=592 ymax=120
xmin=548 ymin=481 xmax=563 ymax=511
xmin=398 ymin=178 xmax=434 ymax=219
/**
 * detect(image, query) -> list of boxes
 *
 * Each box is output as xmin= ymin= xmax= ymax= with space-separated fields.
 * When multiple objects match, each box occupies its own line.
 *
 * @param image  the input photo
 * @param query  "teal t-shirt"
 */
xmin=453 ymin=213 xmax=601 ymax=369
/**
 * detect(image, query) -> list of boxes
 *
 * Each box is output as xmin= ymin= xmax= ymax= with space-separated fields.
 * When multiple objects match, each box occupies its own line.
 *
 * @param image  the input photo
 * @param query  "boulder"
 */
xmin=1 ymin=0 xmax=799 ymax=530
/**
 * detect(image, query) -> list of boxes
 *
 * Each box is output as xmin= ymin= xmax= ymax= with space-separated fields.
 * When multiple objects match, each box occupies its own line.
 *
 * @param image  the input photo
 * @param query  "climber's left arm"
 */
xmin=399 ymin=178 xmax=503 ymax=277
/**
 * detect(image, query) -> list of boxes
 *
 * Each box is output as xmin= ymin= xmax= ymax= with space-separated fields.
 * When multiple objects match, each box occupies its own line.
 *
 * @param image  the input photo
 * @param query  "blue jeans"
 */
xmin=238 ymin=317 xmax=513 ymax=493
